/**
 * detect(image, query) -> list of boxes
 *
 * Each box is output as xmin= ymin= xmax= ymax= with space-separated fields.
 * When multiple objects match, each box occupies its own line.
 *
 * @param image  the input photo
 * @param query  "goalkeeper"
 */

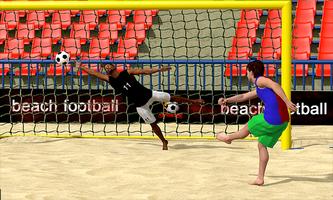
xmin=75 ymin=60 xmax=203 ymax=150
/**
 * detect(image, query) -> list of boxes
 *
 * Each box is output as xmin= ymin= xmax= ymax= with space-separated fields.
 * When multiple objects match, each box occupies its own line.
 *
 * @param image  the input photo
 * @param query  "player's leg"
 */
xmin=216 ymin=124 xmax=250 ymax=144
xmin=250 ymin=142 xmax=268 ymax=186
xmin=136 ymin=106 xmax=168 ymax=150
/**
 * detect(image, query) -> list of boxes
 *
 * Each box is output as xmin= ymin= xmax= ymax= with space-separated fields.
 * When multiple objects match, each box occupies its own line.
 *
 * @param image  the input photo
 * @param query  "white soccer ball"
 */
xmin=55 ymin=51 xmax=70 ymax=65
xmin=165 ymin=102 xmax=179 ymax=114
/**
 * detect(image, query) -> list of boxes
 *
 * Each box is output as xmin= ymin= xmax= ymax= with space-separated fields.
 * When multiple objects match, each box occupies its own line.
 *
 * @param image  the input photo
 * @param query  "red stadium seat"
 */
xmin=18 ymin=10 xmax=26 ymax=18
xmin=44 ymin=10 xmax=55 ymax=17
xmin=267 ymin=10 xmax=281 ymax=23
xmin=1 ymin=11 xmax=19 ymax=30
xmin=230 ymin=37 xmax=253 ymax=56
xmin=292 ymin=38 xmax=311 ymax=56
xmin=80 ymin=10 xmax=98 ymax=30
xmin=240 ymin=10 xmax=262 ymax=27
xmin=16 ymin=23 xmax=35 ymax=44
xmin=107 ymin=10 xmax=126 ymax=27
xmin=318 ymin=38 xmax=333 ymax=53
xmin=316 ymin=53 xmax=333 ymax=77
xmin=61 ymin=38 xmax=81 ymax=58
xmin=125 ymin=22 xmax=146 ymax=45
xmin=296 ymin=0 xmax=316 ymax=13
xmin=52 ymin=10 xmax=71 ymax=30
xmin=133 ymin=10 xmax=153 ymax=30
xmin=42 ymin=23 xmax=62 ymax=44
xmin=124 ymin=10 xmax=132 ymax=16
xmin=320 ymin=22 xmax=333 ymax=38
xmin=225 ymin=52 xmax=248 ymax=76
xmin=89 ymin=38 xmax=110 ymax=58
xmin=322 ymin=8 xmax=333 ymax=23
xmin=97 ymin=10 xmax=107 ymax=17
xmin=110 ymin=52 xmax=132 ymax=60
xmin=263 ymin=21 xmax=281 ymax=38
xmin=31 ymin=38 xmax=52 ymax=58
xmin=98 ymin=23 xmax=119 ymax=44
xmin=294 ymin=9 xmax=315 ymax=28
xmin=70 ymin=10 xmax=80 ymax=17
xmin=260 ymin=37 xmax=281 ymax=57
xmin=79 ymin=52 xmax=101 ymax=75
xmin=324 ymin=0 xmax=333 ymax=9
xmin=292 ymin=22 xmax=313 ymax=41
xmin=0 ymin=23 xmax=7 ymax=45
xmin=151 ymin=10 xmax=159 ymax=16
xmin=16 ymin=52 xmax=41 ymax=76
xmin=117 ymin=38 xmax=138 ymax=58
xmin=4 ymin=38 xmax=24 ymax=59
xmin=0 ymin=53 xmax=11 ymax=75
xmin=26 ymin=10 xmax=45 ymax=30
xmin=70 ymin=23 xmax=90 ymax=44
xmin=292 ymin=52 xmax=309 ymax=77
xmin=235 ymin=21 xmax=257 ymax=44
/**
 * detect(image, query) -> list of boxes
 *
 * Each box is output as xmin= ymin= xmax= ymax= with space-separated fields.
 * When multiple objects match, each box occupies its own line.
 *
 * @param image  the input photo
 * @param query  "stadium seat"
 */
xmin=98 ymin=23 xmax=119 ymax=44
xmin=133 ymin=10 xmax=153 ymax=30
xmin=44 ymin=10 xmax=55 ymax=17
xmin=97 ymin=10 xmax=107 ymax=17
xmin=267 ymin=10 xmax=281 ymax=23
xmin=294 ymin=9 xmax=315 ymax=28
xmin=260 ymin=37 xmax=281 ymax=57
xmin=296 ymin=0 xmax=316 ymax=13
xmin=110 ymin=52 xmax=132 ymax=60
xmin=70 ymin=23 xmax=90 ymax=44
xmin=16 ymin=52 xmax=41 ymax=76
xmin=107 ymin=10 xmax=126 ymax=27
xmin=52 ymin=10 xmax=71 ymax=30
xmin=1 ymin=11 xmax=19 ymax=30
xmin=79 ymin=52 xmax=101 ymax=75
xmin=89 ymin=38 xmax=110 ymax=58
xmin=16 ymin=23 xmax=35 ymax=44
xmin=4 ymin=38 xmax=24 ymax=59
xmin=151 ymin=10 xmax=159 ymax=16
xmin=26 ymin=10 xmax=45 ymax=30
xmin=0 ymin=53 xmax=11 ymax=75
xmin=322 ymin=8 xmax=333 ymax=23
xmin=320 ymin=22 xmax=333 ymax=38
xmin=61 ymin=38 xmax=81 ymax=58
xmin=230 ymin=37 xmax=253 ymax=56
xmin=263 ymin=21 xmax=281 ymax=38
xmin=318 ymin=38 xmax=333 ymax=53
xmin=42 ymin=23 xmax=62 ymax=44
xmin=292 ymin=22 xmax=313 ymax=41
xmin=80 ymin=10 xmax=98 ymax=30
xmin=292 ymin=38 xmax=311 ymax=56
xmin=316 ymin=53 xmax=333 ymax=77
xmin=257 ymin=52 xmax=278 ymax=76
xmin=240 ymin=10 xmax=262 ymax=26
xmin=0 ymin=23 xmax=7 ymax=45
xmin=292 ymin=52 xmax=309 ymax=77
xmin=117 ymin=38 xmax=138 ymax=58
xmin=31 ymin=38 xmax=52 ymax=58
xmin=324 ymin=0 xmax=333 ymax=9
xmin=225 ymin=52 xmax=249 ymax=76
xmin=18 ymin=10 xmax=26 ymax=18
xmin=125 ymin=22 xmax=146 ymax=45
xmin=70 ymin=10 xmax=80 ymax=17
xmin=235 ymin=21 xmax=257 ymax=44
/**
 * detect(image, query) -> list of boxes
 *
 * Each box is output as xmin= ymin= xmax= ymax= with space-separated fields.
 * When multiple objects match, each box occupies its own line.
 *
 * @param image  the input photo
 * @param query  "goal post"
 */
xmin=0 ymin=0 xmax=292 ymax=149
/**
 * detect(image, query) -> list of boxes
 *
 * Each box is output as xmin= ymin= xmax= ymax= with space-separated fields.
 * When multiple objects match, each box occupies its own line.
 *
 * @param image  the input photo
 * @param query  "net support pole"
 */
xmin=280 ymin=1 xmax=292 ymax=150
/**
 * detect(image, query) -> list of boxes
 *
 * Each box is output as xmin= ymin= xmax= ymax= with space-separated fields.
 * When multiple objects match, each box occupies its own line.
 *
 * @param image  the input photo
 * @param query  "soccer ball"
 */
xmin=55 ymin=51 xmax=70 ymax=65
xmin=165 ymin=102 xmax=179 ymax=114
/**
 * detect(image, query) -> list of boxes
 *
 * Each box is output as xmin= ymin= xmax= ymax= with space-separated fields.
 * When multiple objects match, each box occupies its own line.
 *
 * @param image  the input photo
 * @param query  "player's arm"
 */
xmin=256 ymin=77 xmax=297 ymax=112
xmin=218 ymin=90 xmax=257 ymax=105
xmin=75 ymin=60 xmax=109 ymax=82
xmin=127 ymin=66 xmax=171 ymax=75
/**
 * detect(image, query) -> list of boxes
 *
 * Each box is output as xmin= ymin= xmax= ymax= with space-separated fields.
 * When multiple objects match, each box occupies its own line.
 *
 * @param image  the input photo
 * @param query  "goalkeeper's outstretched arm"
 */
xmin=75 ymin=60 xmax=109 ymax=82
xmin=128 ymin=66 xmax=171 ymax=75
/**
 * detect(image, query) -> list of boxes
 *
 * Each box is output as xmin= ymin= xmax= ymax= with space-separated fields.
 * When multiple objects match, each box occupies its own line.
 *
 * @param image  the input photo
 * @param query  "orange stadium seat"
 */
xmin=117 ymin=38 xmax=138 ymax=58
xmin=151 ymin=10 xmax=159 ymax=16
xmin=292 ymin=52 xmax=309 ymax=77
xmin=263 ymin=21 xmax=281 ymax=38
xmin=320 ymin=22 xmax=333 ymax=38
xmin=133 ymin=10 xmax=153 ymax=30
xmin=296 ymin=0 xmax=317 ymax=13
xmin=16 ymin=23 xmax=35 ymax=44
xmin=316 ymin=53 xmax=333 ymax=77
xmin=0 ymin=23 xmax=8 ymax=45
xmin=225 ymin=52 xmax=248 ymax=76
xmin=16 ymin=52 xmax=41 ymax=76
xmin=107 ymin=10 xmax=126 ymax=27
xmin=293 ymin=22 xmax=313 ymax=41
xmin=42 ymin=23 xmax=62 ymax=44
xmin=31 ymin=38 xmax=52 ymax=58
xmin=89 ymin=38 xmax=110 ymax=58
xmin=230 ymin=37 xmax=253 ymax=56
xmin=4 ymin=38 xmax=24 ymax=59
xmin=267 ymin=10 xmax=281 ymax=23
xmin=294 ymin=9 xmax=315 ymax=28
xmin=324 ymin=0 xmax=333 ymax=9
xmin=70 ymin=10 xmax=80 ymax=17
xmin=52 ymin=10 xmax=71 ymax=30
xmin=322 ymin=8 xmax=333 ymax=23
xmin=240 ymin=10 xmax=262 ymax=26
xmin=80 ymin=10 xmax=98 ymax=30
xmin=61 ymin=38 xmax=81 ymax=58
xmin=98 ymin=23 xmax=119 ymax=44
xmin=318 ymin=38 xmax=333 ymax=53
xmin=97 ymin=10 xmax=107 ymax=17
xmin=260 ymin=37 xmax=281 ymax=57
xmin=70 ymin=23 xmax=90 ymax=44
xmin=44 ymin=10 xmax=55 ymax=17
xmin=292 ymin=38 xmax=311 ymax=56
xmin=0 ymin=53 xmax=11 ymax=75
xmin=125 ymin=22 xmax=146 ymax=45
xmin=235 ymin=21 xmax=257 ymax=44
xmin=26 ymin=10 xmax=45 ymax=30
xmin=1 ymin=11 xmax=19 ymax=30
xmin=18 ymin=10 xmax=26 ymax=18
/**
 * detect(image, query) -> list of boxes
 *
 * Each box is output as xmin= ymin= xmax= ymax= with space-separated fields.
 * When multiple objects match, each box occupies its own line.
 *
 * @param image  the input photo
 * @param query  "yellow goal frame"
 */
xmin=0 ymin=1 xmax=292 ymax=149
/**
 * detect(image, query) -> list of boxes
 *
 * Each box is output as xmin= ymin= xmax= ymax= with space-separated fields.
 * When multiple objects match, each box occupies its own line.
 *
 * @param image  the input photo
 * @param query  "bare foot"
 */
xmin=162 ymin=140 xmax=168 ymax=150
xmin=216 ymin=133 xmax=232 ymax=144
xmin=249 ymin=178 xmax=264 ymax=186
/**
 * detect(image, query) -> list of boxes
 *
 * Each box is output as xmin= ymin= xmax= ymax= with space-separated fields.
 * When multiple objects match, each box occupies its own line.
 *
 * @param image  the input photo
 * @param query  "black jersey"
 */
xmin=109 ymin=70 xmax=152 ymax=107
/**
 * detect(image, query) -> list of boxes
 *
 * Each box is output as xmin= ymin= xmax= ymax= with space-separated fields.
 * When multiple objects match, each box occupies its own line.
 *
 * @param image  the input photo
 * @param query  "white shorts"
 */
xmin=136 ymin=91 xmax=171 ymax=124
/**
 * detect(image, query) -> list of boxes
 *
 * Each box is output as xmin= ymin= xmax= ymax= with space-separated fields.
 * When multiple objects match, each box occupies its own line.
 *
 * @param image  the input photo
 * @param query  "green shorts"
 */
xmin=248 ymin=114 xmax=288 ymax=148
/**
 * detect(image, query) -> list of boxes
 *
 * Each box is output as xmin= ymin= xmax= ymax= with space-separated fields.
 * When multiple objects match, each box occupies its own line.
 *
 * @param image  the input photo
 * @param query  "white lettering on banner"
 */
xmin=11 ymin=99 xmax=119 ymax=113
xmin=221 ymin=102 xmax=328 ymax=116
